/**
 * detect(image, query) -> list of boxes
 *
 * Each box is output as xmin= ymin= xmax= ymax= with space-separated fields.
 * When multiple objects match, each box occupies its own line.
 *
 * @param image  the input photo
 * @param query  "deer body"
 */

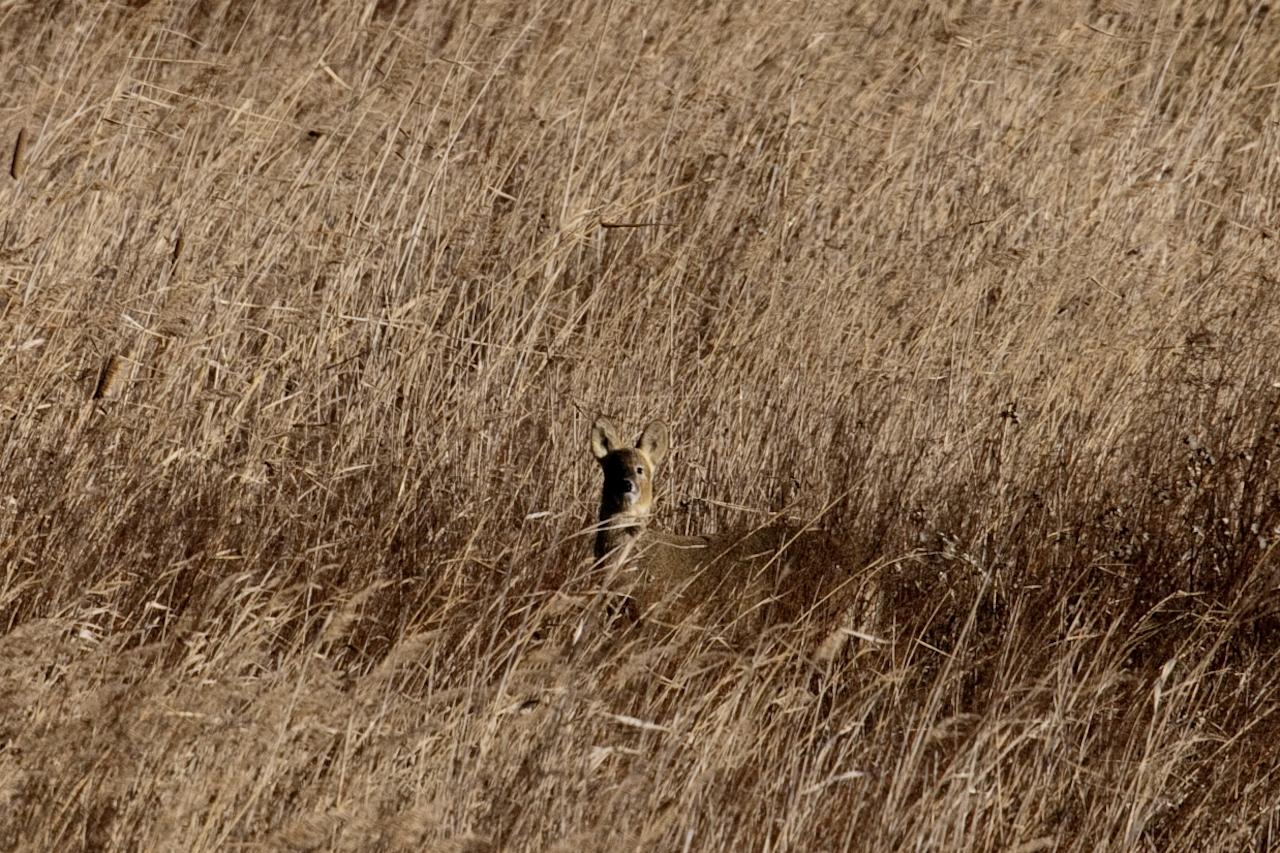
xmin=590 ymin=417 xmax=813 ymax=624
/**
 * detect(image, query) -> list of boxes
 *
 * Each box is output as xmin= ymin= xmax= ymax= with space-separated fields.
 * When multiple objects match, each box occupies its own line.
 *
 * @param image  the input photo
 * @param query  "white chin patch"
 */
xmin=621 ymin=492 xmax=639 ymax=507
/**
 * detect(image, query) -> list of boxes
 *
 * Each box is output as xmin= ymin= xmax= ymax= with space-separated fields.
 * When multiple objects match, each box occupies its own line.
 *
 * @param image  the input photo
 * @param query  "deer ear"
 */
xmin=590 ymin=417 xmax=624 ymax=460
xmin=637 ymin=420 xmax=670 ymax=467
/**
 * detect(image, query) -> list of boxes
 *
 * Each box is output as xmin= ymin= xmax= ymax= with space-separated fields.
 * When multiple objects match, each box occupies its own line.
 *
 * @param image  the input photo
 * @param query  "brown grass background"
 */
xmin=3 ymin=1 xmax=1280 ymax=850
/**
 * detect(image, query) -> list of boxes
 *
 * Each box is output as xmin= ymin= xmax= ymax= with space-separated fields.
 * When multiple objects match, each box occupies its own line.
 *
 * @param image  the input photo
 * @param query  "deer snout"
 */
xmin=619 ymin=478 xmax=639 ymax=504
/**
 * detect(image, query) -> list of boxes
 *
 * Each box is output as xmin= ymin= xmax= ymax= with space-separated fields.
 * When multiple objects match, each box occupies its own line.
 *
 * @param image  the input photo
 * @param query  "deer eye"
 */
xmin=635 ymin=466 xmax=644 ymax=476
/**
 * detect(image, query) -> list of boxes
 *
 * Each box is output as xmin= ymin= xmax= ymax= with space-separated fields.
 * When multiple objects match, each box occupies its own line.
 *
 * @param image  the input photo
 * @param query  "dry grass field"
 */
xmin=2 ymin=0 xmax=1280 ymax=849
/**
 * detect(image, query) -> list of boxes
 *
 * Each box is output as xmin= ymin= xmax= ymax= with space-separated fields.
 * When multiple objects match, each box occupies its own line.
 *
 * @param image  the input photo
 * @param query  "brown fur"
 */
xmin=590 ymin=417 xmax=842 ymax=627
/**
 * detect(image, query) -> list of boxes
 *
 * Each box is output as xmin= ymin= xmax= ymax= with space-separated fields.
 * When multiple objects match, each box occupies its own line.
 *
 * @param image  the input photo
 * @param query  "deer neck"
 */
xmin=594 ymin=503 xmax=649 ymax=559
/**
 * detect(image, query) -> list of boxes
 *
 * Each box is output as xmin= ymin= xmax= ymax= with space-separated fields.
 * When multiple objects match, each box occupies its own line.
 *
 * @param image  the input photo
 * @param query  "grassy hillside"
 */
xmin=1 ymin=1 xmax=1278 ymax=849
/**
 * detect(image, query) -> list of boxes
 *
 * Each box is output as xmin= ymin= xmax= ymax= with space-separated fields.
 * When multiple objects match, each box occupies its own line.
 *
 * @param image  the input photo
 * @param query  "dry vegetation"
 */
xmin=2 ymin=0 xmax=1280 ymax=849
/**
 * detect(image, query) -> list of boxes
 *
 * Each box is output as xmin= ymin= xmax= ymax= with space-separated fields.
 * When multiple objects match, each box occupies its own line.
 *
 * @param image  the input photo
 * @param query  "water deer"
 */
xmin=590 ymin=416 xmax=849 ymax=631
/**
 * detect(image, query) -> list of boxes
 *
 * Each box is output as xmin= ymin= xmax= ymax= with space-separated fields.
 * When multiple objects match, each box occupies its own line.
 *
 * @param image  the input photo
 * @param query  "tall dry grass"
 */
xmin=1 ymin=0 xmax=1279 ymax=849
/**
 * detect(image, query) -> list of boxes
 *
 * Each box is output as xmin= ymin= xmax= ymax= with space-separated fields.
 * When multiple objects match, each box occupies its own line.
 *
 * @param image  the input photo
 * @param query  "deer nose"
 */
xmin=621 ymin=480 xmax=635 ymax=493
